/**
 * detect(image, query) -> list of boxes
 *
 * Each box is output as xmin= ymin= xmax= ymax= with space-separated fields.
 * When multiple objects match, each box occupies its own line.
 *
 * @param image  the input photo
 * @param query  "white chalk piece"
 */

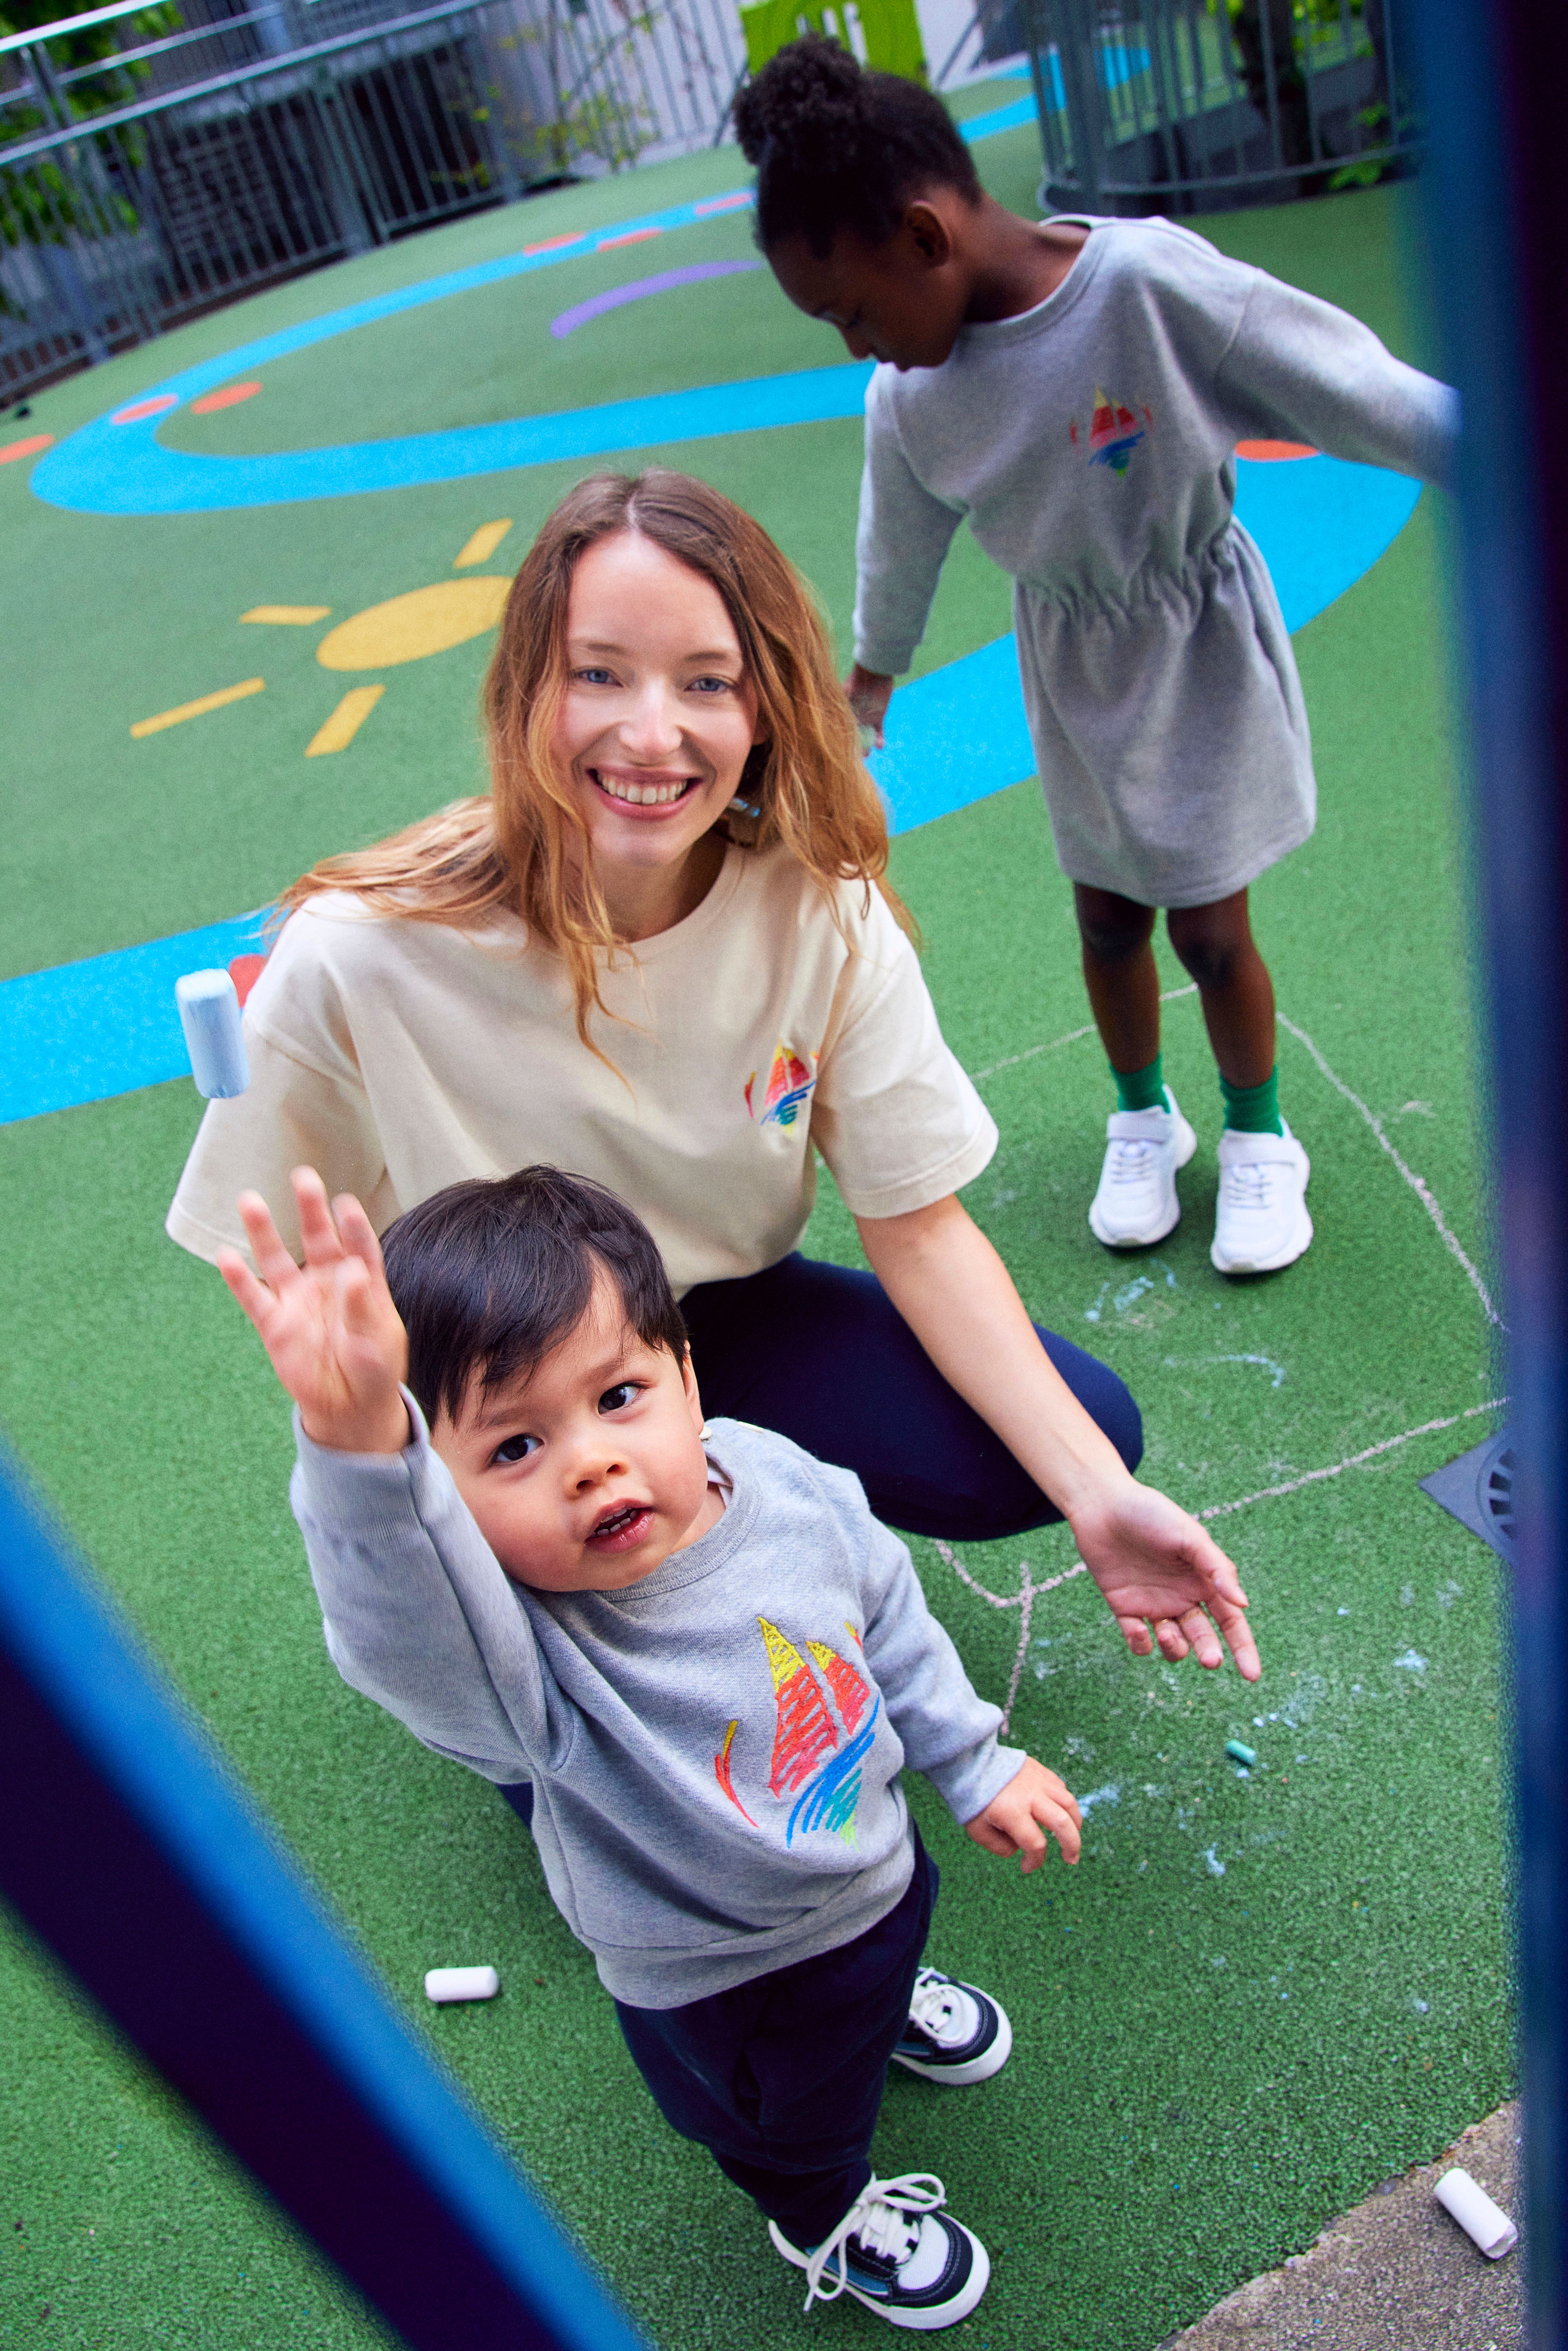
xmin=1434 ymin=2167 xmax=1517 ymax=2259
xmin=175 ymin=968 xmax=249 ymax=1099
xmin=423 ymin=1965 xmax=500 ymax=2005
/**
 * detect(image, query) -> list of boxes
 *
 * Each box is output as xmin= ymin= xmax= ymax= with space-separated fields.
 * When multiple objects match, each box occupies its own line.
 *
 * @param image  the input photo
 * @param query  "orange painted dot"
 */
xmin=191 ymin=381 xmax=262 ymax=414
xmin=1236 ymin=438 xmax=1318 ymax=461
xmin=0 ymin=433 xmax=53 ymax=465
xmin=229 ymin=954 xmax=268 ymax=1006
xmin=112 ymin=394 xmax=178 ymax=425
xmin=525 ymin=231 xmax=587 ymax=255
xmin=599 ymin=227 xmax=661 ymax=249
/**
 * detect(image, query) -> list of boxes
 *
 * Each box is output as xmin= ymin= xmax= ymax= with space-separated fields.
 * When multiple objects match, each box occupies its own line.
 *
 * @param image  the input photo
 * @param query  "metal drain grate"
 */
xmin=1420 ymin=1429 xmax=1517 ymax=1563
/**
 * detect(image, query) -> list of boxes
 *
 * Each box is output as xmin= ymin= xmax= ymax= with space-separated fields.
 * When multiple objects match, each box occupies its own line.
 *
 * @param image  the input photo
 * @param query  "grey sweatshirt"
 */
xmin=292 ymin=1406 xmax=1021 ymax=2008
xmin=853 ymin=214 xmax=1460 ymax=907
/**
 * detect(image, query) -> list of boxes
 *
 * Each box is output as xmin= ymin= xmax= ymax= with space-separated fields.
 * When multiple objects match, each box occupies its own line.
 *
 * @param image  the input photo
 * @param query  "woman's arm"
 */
xmin=855 ymin=1193 xmax=1260 ymax=1679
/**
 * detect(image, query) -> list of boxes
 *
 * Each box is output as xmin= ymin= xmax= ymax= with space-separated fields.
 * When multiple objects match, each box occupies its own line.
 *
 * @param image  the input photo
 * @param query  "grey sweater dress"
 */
xmin=852 ymin=215 xmax=1460 ymax=908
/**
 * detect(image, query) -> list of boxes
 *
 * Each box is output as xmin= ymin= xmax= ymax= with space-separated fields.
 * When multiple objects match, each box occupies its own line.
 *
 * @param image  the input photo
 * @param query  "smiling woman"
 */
xmin=166 ymin=468 xmax=1259 ymax=1689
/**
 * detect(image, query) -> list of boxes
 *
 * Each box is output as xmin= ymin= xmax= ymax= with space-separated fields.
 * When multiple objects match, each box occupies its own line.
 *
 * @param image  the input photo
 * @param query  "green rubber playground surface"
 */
xmin=0 ymin=102 xmax=1511 ymax=2351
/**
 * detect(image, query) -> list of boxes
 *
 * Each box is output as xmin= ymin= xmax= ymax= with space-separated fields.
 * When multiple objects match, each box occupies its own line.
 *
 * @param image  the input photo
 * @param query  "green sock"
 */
xmin=1111 ymin=1053 xmax=1170 ymax=1114
xmin=1220 ymin=1066 xmax=1284 ymax=1136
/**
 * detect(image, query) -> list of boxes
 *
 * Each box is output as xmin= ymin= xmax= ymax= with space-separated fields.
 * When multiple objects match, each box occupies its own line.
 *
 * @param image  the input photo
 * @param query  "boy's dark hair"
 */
xmin=379 ymin=1167 xmax=688 ymax=1430
xmin=733 ymin=34 xmax=981 ymax=260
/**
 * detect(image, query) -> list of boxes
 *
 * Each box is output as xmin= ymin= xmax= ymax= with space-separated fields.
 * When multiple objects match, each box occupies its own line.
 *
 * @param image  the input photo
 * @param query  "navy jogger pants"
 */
xmin=680 ymin=1251 xmax=1141 ymax=1541
xmin=613 ymin=1830 xmax=940 ymax=2250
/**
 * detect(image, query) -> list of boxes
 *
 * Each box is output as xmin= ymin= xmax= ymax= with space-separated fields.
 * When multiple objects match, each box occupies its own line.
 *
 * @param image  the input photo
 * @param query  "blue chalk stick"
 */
xmin=1225 ymin=1739 xmax=1257 ymax=1768
xmin=175 ymin=969 xmax=249 ymax=1099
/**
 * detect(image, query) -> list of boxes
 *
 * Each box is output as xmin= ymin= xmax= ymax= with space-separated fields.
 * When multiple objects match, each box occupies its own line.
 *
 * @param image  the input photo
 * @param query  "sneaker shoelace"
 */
xmin=800 ymin=2173 xmax=946 ymax=2313
xmin=1106 ymin=1138 xmax=1158 ymax=1184
xmin=906 ymin=1972 xmax=967 ymax=2046
xmin=1220 ymin=1159 xmax=1277 ymax=1212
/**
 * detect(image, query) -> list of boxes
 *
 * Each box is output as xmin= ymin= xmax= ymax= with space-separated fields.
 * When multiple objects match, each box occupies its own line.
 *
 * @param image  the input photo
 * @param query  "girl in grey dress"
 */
xmin=735 ymin=36 xmax=1457 ymax=1277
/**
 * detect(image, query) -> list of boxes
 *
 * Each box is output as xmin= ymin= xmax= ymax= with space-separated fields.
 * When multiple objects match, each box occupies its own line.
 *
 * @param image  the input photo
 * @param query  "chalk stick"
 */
xmin=1225 ymin=1739 xmax=1257 ymax=1767
xmin=1435 ymin=2166 xmax=1517 ymax=2258
xmin=424 ymin=1965 xmax=500 ymax=2005
xmin=175 ymin=968 xmax=249 ymax=1099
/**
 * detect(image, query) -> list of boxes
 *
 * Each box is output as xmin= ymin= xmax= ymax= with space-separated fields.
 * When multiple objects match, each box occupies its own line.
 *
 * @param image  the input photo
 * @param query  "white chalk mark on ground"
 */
xmin=1076 ymin=1783 xmax=1121 ymax=1818
xmin=932 ymin=1397 xmax=1507 ymax=1711
xmin=1196 ymin=1397 xmax=1508 ymax=1523
xmin=1276 ymin=1011 xmax=1503 ymax=1329
xmin=966 ymin=989 xmax=1498 ymax=1331
xmin=1164 ymin=1352 xmax=1287 ymax=1389
xmin=970 ymin=983 xmax=1198 ymax=1086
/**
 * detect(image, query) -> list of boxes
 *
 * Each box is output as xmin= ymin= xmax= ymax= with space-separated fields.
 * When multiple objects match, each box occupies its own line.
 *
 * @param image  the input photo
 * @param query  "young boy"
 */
xmin=219 ymin=1163 xmax=1188 ymax=2328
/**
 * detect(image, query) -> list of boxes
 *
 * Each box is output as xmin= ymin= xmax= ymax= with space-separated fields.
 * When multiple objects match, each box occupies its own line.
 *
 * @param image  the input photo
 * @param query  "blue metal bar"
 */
xmin=0 ymin=1441 xmax=650 ymax=2351
xmin=1407 ymin=2 xmax=1568 ymax=2342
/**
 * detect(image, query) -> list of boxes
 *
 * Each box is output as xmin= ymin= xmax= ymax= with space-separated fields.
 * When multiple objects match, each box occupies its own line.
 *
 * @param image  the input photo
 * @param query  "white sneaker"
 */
xmin=770 ymin=2173 xmax=990 ymax=2329
xmin=1088 ymin=1091 xmax=1197 ymax=1248
xmin=1211 ymin=1121 xmax=1313 ymax=1274
xmin=890 ymin=1967 xmax=1012 ymax=2086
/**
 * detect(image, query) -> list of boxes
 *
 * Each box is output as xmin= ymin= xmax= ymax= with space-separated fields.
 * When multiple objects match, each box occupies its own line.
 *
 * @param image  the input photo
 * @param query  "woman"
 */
xmin=169 ymin=469 xmax=1256 ymax=1678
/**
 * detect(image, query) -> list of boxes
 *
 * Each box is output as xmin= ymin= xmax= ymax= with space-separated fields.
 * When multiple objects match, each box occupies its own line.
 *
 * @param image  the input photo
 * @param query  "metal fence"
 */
xmin=1 ymin=0 xmax=747 ymax=398
xmin=1023 ymin=0 xmax=1419 ymax=214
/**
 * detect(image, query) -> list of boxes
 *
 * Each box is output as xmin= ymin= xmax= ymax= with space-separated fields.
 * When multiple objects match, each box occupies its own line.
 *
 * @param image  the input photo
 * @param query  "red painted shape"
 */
xmin=191 ymin=381 xmax=262 ymax=415
xmin=112 ymin=394 xmax=178 ymax=425
xmin=0 ymin=433 xmax=53 ymax=465
xmin=600 ymin=227 xmax=661 ymax=250
xmin=524 ymin=232 xmax=587 ymax=255
xmin=811 ymin=1645 xmax=871 ymax=1733
xmin=229 ymin=954 xmax=267 ymax=1006
xmin=768 ymin=1662 xmax=837 ymax=1798
xmin=1236 ymin=438 xmax=1318 ymax=461
xmin=714 ymin=1720 xmax=757 ymax=1826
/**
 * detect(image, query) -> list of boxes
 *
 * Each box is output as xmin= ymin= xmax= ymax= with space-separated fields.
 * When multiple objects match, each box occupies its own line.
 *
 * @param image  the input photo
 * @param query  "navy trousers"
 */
xmin=614 ymin=1830 xmax=940 ymax=2250
xmin=680 ymin=1251 xmax=1141 ymax=1541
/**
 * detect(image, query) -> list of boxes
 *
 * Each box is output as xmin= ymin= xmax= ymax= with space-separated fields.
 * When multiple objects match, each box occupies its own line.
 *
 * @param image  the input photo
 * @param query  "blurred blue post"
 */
xmin=1409 ymin=3 xmax=1568 ymax=2342
xmin=0 ymin=1446 xmax=650 ymax=2351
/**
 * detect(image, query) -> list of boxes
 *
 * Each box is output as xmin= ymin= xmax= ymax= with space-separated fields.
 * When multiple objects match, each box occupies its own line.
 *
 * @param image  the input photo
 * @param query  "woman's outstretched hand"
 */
xmin=1069 ymin=1478 xmax=1260 ymax=1680
xmin=217 ymin=1167 xmax=411 ymax=1455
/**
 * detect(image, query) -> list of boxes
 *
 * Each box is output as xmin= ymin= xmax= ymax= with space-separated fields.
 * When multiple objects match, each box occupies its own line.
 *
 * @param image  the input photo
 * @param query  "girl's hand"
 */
xmin=965 ymin=1758 xmax=1082 ymax=1871
xmin=217 ymin=1167 xmax=411 ymax=1454
xmin=1070 ymin=1477 xmax=1260 ymax=1680
xmin=846 ymin=664 xmax=894 ymax=748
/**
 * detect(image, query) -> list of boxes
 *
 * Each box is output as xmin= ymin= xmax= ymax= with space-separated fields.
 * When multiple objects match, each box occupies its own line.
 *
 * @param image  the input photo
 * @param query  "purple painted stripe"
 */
xmin=549 ymin=259 xmax=764 ymax=340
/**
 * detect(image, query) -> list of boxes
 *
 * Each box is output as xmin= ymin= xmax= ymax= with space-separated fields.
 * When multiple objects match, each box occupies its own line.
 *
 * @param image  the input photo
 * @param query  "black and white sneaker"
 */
xmin=770 ymin=2173 xmax=989 ymax=2329
xmin=890 ymin=1967 xmax=1013 ymax=2087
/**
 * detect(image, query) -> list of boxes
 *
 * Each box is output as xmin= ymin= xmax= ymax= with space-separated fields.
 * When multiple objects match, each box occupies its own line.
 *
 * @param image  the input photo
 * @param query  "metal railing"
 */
xmin=1 ymin=0 xmax=746 ymax=398
xmin=1023 ymin=0 xmax=1420 ymax=214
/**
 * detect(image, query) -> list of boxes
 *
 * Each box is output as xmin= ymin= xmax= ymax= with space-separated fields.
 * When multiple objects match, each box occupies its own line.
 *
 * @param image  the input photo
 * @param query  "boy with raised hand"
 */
xmin=220 ymin=1162 xmax=1255 ymax=2330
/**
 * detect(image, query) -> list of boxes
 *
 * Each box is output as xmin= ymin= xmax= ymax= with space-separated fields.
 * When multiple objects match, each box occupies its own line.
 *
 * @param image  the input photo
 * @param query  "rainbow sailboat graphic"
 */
xmin=759 ymin=1617 xmax=838 ymax=1796
xmin=745 ymin=1042 xmax=816 ymax=1128
xmin=1071 ymin=385 xmax=1149 ymax=476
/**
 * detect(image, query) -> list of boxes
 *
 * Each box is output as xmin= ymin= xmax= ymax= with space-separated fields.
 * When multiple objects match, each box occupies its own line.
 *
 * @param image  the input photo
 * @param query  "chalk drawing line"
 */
xmin=930 ymin=1393 xmax=1507 ymax=1730
xmin=967 ymin=990 xmax=1499 ymax=1333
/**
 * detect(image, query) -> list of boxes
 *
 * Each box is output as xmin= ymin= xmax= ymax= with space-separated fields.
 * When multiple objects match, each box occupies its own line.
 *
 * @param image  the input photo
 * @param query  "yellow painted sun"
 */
xmin=130 ymin=519 xmax=515 ymax=754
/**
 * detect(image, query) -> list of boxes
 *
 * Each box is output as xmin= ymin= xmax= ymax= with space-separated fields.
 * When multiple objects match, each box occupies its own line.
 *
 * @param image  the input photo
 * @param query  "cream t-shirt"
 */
xmin=166 ymin=841 xmax=998 ymax=1294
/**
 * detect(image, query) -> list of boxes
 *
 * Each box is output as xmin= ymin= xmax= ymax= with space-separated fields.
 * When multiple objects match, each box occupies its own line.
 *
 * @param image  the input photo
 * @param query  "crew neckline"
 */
xmin=956 ymin=217 xmax=1106 ymax=349
xmin=608 ymin=837 xmax=749 ymax=966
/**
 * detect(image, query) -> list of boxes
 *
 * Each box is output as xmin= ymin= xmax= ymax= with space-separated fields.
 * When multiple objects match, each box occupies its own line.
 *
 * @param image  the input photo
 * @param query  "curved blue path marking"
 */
xmin=0 ymin=455 xmax=1421 ymax=1128
xmin=30 ymin=85 xmax=1042 ymax=520
xmin=550 ymin=258 xmax=764 ymax=338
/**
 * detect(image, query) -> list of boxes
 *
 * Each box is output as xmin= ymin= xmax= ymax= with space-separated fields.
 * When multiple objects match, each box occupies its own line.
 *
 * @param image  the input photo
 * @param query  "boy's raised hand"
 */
xmin=217 ymin=1168 xmax=411 ymax=1455
xmin=966 ymin=1758 xmax=1082 ymax=1872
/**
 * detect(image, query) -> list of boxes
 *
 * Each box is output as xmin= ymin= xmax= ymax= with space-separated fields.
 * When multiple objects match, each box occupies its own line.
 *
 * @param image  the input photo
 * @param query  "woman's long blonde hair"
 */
xmin=278 ymin=469 xmax=910 ymax=1046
